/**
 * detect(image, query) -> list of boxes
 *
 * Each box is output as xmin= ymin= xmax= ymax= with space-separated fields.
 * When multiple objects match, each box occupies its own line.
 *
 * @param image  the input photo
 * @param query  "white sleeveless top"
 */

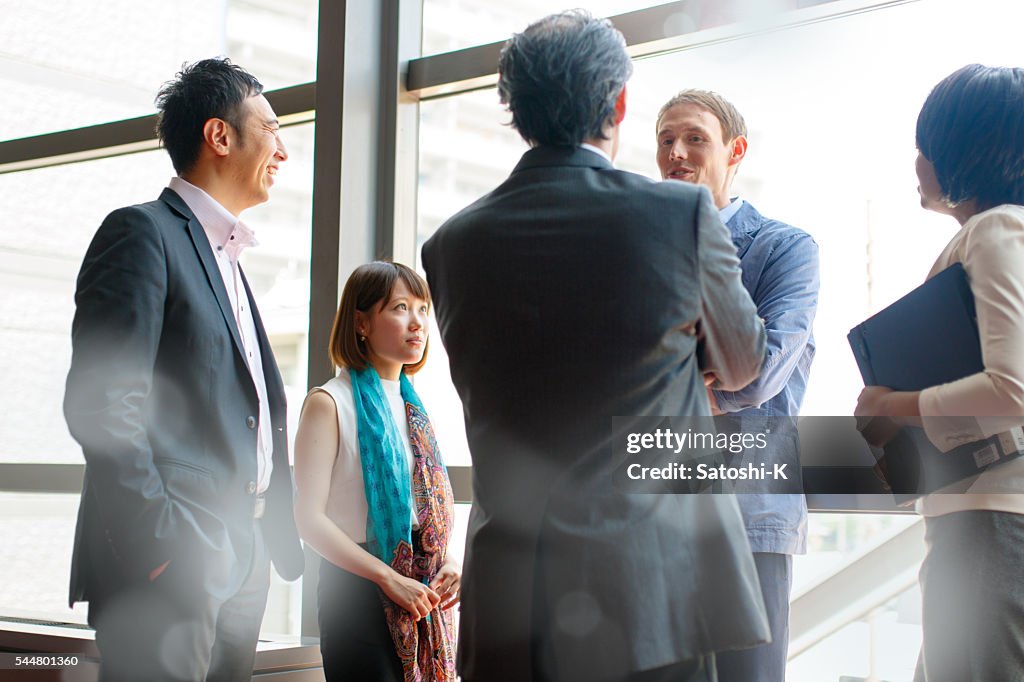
xmin=310 ymin=371 xmax=418 ymax=543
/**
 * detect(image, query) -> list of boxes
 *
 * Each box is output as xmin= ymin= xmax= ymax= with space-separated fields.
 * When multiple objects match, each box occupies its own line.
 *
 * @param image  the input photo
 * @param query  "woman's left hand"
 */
xmin=429 ymin=558 xmax=461 ymax=611
xmin=855 ymin=386 xmax=900 ymax=447
xmin=855 ymin=386 xmax=894 ymax=418
xmin=855 ymin=386 xmax=924 ymax=447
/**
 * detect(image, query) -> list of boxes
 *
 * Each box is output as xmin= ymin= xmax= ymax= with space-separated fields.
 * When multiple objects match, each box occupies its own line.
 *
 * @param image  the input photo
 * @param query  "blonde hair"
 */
xmin=657 ymin=89 xmax=748 ymax=142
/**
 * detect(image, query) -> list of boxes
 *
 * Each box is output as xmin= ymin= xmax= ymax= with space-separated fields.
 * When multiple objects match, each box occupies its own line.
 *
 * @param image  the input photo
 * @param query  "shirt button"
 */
xmin=246 ymin=481 xmax=257 ymax=495
xmin=246 ymin=416 xmax=257 ymax=429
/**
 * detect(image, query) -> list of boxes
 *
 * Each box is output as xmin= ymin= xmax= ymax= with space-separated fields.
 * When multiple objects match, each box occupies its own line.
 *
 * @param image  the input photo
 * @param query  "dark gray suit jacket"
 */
xmin=422 ymin=147 xmax=770 ymax=681
xmin=64 ymin=188 xmax=303 ymax=607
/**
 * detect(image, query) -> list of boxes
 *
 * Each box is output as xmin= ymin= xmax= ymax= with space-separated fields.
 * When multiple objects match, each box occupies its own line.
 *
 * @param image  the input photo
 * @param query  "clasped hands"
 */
xmin=380 ymin=557 xmax=461 ymax=621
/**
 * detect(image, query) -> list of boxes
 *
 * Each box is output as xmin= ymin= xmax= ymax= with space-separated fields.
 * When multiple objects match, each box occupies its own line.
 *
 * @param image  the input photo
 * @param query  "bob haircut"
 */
xmin=497 ymin=10 xmax=633 ymax=147
xmin=916 ymin=64 xmax=1024 ymax=209
xmin=329 ymin=261 xmax=432 ymax=375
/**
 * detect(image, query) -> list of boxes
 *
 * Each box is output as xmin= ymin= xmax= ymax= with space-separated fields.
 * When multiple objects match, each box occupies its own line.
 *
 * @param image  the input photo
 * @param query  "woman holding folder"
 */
xmin=856 ymin=64 xmax=1024 ymax=681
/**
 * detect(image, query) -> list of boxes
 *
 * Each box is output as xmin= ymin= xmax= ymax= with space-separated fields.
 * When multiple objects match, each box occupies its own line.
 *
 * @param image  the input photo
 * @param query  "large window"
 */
xmin=418 ymin=0 xmax=1021 ymax=423
xmin=422 ymin=0 xmax=665 ymax=53
xmin=0 ymin=0 xmax=317 ymax=635
xmin=1 ymin=149 xmax=174 ymax=466
xmin=0 ymin=494 xmax=85 ymax=622
xmin=1 ymin=0 xmax=317 ymax=140
xmin=413 ymin=0 xmax=1021 ymax=678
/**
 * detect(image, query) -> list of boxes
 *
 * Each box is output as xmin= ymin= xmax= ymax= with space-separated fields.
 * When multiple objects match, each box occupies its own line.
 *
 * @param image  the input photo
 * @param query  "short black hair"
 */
xmin=155 ymin=58 xmax=264 ymax=174
xmin=916 ymin=64 xmax=1024 ymax=209
xmin=497 ymin=10 xmax=633 ymax=147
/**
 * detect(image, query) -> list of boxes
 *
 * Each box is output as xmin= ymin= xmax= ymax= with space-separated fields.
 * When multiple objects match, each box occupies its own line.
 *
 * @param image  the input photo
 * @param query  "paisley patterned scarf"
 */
xmin=349 ymin=367 xmax=456 ymax=681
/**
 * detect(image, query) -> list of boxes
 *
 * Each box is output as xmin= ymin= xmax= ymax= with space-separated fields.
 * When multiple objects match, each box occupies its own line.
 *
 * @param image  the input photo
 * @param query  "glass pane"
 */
xmin=0 ymin=122 xmax=313 ymax=464
xmin=415 ymin=0 xmax=1023 ymax=444
xmin=788 ymin=589 xmax=922 ymax=681
xmin=422 ymin=0 xmax=665 ymax=54
xmin=420 ymin=0 xmax=857 ymax=55
xmin=620 ymin=0 xmax=1024 ymax=416
xmin=0 ymin=493 xmax=86 ymax=623
xmin=0 ymin=0 xmax=317 ymax=140
xmin=0 ymin=491 xmax=304 ymax=634
xmin=793 ymin=514 xmax=919 ymax=593
xmin=415 ymin=89 xmax=524 ymax=467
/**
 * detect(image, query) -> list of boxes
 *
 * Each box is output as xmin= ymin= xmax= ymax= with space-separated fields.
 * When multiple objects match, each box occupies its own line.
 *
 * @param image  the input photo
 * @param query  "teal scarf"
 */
xmin=349 ymin=366 xmax=418 ymax=563
xmin=349 ymin=365 xmax=457 ymax=680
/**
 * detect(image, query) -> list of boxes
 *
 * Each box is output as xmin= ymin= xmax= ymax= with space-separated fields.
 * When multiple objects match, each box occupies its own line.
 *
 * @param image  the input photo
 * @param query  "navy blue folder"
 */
xmin=846 ymin=263 xmax=1016 ymax=501
xmin=848 ymin=262 xmax=982 ymax=390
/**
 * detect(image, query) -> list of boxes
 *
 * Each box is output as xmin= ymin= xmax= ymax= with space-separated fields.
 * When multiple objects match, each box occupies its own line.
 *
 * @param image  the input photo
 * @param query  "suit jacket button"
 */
xmin=246 ymin=416 xmax=257 ymax=429
xmin=246 ymin=482 xmax=257 ymax=495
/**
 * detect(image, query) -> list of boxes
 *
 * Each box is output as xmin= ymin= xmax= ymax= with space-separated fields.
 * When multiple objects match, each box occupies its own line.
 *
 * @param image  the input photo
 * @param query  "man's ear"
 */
xmin=614 ymin=86 xmax=627 ymax=125
xmin=728 ymin=134 xmax=748 ymax=167
xmin=202 ymin=118 xmax=232 ymax=158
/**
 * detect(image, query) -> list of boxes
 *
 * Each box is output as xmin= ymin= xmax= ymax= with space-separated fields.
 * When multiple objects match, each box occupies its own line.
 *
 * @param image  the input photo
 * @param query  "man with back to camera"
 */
xmin=656 ymin=89 xmax=820 ymax=682
xmin=422 ymin=11 xmax=771 ymax=682
xmin=63 ymin=58 xmax=303 ymax=681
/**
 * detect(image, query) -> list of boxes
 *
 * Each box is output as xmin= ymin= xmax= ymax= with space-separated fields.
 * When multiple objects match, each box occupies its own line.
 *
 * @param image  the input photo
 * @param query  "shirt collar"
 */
xmin=579 ymin=142 xmax=613 ymax=166
xmin=718 ymin=196 xmax=744 ymax=226
xmin=168 ymin=177 xmax=258 ymax=261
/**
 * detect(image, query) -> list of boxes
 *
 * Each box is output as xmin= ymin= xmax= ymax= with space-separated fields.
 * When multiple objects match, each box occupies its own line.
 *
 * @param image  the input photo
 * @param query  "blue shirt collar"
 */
xmin=718 ymin=196 xmax=744 ymax=226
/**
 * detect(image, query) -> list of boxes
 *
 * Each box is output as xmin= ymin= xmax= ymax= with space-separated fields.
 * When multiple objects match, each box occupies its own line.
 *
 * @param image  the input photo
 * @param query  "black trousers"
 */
xmin=88 ymin=522 xmax=270 ymax=682
xmin=317 ymin=557 xmax=403 ymax=681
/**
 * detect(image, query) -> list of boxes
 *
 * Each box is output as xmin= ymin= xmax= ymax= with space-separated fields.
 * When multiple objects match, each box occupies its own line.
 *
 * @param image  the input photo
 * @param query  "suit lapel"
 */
xmin=161 ymin=188 xmax=248 ymax=363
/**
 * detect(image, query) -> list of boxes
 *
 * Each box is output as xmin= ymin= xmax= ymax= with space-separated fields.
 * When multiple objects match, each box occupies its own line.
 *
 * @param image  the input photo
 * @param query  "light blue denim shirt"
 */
xmin=712 ymin=198 xmax=819 ymax=554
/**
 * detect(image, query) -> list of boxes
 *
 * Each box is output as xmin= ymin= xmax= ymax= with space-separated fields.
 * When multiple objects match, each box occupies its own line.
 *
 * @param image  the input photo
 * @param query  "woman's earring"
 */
xmin=359 ymin=335 xmax=366 ymax=342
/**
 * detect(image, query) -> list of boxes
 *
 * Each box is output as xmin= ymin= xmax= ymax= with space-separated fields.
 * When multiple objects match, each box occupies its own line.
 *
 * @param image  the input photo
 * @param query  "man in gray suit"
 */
xmin=422 ymin=11 xmax=769 ymax=682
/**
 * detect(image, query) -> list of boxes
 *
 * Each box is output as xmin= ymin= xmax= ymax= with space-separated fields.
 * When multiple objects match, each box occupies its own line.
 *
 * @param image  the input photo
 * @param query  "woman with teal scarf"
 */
xmin=294 ymin=262 xmax=458 ymax=681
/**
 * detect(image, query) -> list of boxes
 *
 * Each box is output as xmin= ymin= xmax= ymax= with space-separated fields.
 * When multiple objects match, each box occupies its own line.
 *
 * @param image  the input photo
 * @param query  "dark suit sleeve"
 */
xmin=694 ymin=188 xmax=766 ymax=390
xmin=64 ymin=206 xmax=176 ymax=576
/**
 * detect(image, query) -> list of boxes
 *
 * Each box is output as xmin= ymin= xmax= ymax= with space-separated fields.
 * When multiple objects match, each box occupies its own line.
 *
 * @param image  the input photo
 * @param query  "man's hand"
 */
xmin=703 ymin=373 xmax=724 ymax=415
